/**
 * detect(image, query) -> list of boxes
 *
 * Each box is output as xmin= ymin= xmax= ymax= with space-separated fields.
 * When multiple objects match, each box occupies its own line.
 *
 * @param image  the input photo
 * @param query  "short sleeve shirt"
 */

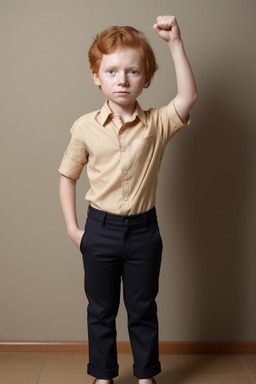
xmin=58 ymin=99 xmax=189 ymax=215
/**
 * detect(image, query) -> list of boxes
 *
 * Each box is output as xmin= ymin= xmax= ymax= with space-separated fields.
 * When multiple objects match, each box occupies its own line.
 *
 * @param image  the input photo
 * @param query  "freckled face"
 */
xmin=92 ymin=48 xmax=149 ymax=113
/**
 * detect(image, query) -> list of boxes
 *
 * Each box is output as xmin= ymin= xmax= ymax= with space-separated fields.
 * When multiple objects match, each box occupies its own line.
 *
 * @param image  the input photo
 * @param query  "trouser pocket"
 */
xmin=79 ymin=221 xmax=88 ymax=253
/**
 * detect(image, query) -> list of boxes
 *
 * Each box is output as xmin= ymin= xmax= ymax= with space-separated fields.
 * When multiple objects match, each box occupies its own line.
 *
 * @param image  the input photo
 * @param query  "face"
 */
xmin=92 ymin=47 xmax=149 ymax=115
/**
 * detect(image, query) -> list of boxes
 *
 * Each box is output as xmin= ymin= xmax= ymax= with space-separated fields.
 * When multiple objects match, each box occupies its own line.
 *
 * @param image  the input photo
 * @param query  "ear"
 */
xmin=144 ymin=79 xmax=151 ymax=89
xmin=143 ymin=75 xmax=151 ymax=89
xmin=92 ymin=70 xmax=101 ymax=86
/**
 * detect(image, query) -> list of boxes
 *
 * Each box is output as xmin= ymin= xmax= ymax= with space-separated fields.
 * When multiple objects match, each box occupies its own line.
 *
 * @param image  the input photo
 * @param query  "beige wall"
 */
xmin=1 ymin=0 xmax=256 ymax=342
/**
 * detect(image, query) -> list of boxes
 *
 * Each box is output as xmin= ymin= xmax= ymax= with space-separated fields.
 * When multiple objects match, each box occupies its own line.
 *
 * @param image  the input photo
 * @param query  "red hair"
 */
xmin=88 ymin=26 xmax=158 ymax=86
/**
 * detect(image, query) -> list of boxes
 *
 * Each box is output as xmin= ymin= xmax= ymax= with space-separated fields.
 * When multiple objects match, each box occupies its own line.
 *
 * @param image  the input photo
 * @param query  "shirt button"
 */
xmin=124 ymin=197 xmax=128 ymax=201
xmin=121 ymin=147 xmax=126 ymax=152
xmin=123 ymin=170 xmax=127 ymax=175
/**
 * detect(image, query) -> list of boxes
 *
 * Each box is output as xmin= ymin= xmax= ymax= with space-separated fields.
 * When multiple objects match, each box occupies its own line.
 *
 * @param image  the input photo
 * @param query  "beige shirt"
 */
xmin=59 ymin=100 xmax=189 ymax=215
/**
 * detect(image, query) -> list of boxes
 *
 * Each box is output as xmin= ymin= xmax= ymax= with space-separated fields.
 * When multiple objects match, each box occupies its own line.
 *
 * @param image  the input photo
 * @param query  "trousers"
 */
xmin=80 ymin=205 xmax=162 ymax=379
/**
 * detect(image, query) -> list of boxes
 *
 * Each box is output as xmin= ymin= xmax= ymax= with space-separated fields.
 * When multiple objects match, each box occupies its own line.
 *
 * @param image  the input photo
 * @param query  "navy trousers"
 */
xmin=80 ymin=205 xmax=162 ymax=379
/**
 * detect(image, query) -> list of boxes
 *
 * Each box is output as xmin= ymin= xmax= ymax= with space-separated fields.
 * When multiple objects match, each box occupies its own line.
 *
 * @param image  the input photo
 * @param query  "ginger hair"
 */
xmin=88 ymin=26 xmax=158 ymax=86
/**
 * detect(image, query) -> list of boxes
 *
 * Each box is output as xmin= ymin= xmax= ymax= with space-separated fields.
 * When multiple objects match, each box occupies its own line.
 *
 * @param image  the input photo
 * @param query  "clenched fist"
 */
xmin=153 ymin=15 xmax=181 ymax=44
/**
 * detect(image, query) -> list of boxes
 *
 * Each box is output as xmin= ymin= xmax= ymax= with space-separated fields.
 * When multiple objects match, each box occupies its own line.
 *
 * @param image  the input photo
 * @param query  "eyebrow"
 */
xmin=104 ymin=65 xmax=141 ymax=70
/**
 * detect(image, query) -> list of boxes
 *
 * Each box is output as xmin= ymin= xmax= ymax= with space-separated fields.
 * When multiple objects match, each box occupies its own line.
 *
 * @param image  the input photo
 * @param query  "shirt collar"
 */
xmin=98 ymin=100 xmax=147 ymax=126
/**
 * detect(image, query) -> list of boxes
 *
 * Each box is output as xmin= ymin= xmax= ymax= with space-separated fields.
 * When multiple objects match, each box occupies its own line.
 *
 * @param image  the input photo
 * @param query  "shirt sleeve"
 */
xmin=58 ymin=122 xmax=88 ymax=180
xmin=159 ymin=99 xmax=190 ymax=142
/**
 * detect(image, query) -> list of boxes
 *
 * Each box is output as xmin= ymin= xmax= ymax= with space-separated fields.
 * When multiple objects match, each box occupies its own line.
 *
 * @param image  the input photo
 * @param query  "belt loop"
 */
xmin=102 ymin=212 xmax=107 ymax=226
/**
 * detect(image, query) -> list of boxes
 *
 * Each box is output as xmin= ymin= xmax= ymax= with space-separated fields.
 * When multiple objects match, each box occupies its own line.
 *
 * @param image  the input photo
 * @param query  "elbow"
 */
xmin=195 ymin=90 xmax=198 ymax=102
xmin=182 ymin=89 xmax=198 ymax=110
xmin=188 ymin=90 xmax=198 ymax=111
xmin=192 ymin=89 xmax=198 ymax=105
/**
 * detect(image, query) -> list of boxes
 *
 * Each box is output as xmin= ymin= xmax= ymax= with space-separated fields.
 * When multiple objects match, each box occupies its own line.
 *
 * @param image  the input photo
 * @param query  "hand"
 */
xmin=68 ymin=227 xmax=85 ymax=250
xmin=153 ymin=15 xmax=181 ymax=44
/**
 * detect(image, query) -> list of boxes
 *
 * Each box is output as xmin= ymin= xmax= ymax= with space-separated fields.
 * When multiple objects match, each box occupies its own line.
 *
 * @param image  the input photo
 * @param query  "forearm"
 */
xmin=169 ymin=40 xmax=198 ymax=120
xmin=59 ymin=174 xmax=81 ymax=239
xmin=153 ymin=15 xmax=198 ymax=122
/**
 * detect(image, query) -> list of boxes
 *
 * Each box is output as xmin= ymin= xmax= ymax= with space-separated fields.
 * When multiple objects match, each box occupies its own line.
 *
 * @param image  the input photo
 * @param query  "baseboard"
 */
xmin=0 ymin=341 xmax=255 ymax=354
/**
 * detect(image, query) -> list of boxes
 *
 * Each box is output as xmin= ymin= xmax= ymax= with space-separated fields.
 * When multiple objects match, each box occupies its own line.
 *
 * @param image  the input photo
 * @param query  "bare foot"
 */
xmin=138 ymin=379 xmax=154 ymax=384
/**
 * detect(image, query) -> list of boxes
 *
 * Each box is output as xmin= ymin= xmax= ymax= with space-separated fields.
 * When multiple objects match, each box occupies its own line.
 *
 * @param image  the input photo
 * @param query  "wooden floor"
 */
xmin=0 ymin=353 xmax=256 ymax=383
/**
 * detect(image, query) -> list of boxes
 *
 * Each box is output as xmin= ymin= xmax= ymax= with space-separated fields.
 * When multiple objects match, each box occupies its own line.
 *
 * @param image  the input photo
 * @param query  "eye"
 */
xmin=130 ymin=70 xmax=138 ymax=75
xmin=106 ymin=69 xmax=115 ymax=75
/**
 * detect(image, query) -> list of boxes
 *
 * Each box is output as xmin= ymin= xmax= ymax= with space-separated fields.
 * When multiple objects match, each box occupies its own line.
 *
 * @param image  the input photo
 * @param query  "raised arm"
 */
xmin=59 ymin=174 xmax=84 ymax=249
xmin=153 ymin=15 xmax=198 ymax=122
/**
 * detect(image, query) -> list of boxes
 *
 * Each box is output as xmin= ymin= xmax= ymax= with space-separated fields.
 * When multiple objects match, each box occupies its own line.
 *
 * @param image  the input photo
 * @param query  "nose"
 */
xmin=118 ymin=72 xmax=128 ymax=86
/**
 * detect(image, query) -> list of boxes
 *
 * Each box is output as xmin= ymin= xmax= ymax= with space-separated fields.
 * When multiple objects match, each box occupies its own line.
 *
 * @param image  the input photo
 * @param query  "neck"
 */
xmin=108 ymin=100 xmax=136 ymax=123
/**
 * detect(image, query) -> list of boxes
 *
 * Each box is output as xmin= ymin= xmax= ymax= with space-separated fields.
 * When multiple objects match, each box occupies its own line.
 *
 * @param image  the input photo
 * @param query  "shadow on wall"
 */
xmin=159 ymin=70 xmax=253 ymax=340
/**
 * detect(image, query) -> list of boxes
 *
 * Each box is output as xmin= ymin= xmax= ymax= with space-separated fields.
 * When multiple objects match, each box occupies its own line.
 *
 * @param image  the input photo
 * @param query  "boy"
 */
xmin=59 ymin=15 xmax=197 ymax=384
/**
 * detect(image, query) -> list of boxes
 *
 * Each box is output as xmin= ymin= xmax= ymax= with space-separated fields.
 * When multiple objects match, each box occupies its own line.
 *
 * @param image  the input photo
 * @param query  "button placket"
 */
xmin=119 ymin=129 xmax=129 ymax=203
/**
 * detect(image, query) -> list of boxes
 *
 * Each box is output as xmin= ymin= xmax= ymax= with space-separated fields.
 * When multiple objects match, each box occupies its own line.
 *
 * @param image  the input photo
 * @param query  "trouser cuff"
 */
xmin=87 ymin=363 xmax=119 ymax=379
xmin=133 ymin=361 xmax=161 ymax=379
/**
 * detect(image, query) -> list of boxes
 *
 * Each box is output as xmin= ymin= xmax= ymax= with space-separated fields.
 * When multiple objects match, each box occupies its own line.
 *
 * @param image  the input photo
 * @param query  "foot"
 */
xmin=94 ymin=380 xmax=113 ymax=384
xmin=138 ymin=379 xmax=156 ymax=384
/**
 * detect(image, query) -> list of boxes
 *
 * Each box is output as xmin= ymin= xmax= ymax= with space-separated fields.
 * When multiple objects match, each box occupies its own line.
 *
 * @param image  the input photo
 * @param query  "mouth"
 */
xmin=115 ymin=91 xmax=130 ymax=95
